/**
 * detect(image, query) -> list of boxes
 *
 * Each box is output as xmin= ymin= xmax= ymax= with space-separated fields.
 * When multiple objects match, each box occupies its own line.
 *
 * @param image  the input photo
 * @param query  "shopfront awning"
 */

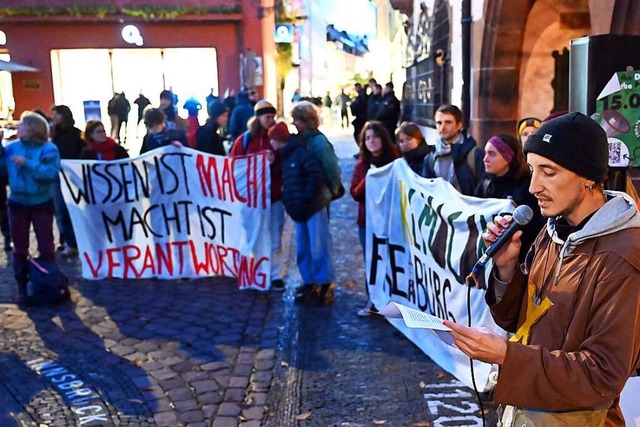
xmin=0 ymin=59 xmax=39 ymax=72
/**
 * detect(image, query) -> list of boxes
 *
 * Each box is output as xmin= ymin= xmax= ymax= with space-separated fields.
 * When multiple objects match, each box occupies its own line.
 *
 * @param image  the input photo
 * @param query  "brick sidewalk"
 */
xmin=0 ymin=219 xmax=292 ymax=426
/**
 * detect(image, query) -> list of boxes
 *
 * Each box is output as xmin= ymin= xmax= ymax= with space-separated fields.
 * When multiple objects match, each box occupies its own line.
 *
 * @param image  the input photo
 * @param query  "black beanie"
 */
xmin=523 ymin=112 xmax=608 ymax=183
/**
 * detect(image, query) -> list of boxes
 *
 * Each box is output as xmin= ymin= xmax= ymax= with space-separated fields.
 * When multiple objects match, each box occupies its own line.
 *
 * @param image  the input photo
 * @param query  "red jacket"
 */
xmin=229 ymin=130 xmax=283 ymax=202
xmin=350 ymin=147 xmax=400 ymax=226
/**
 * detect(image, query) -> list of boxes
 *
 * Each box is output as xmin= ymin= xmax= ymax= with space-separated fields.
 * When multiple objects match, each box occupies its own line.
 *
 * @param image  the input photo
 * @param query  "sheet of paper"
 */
xmin=378 ymin=302 xmax=452 ymax=331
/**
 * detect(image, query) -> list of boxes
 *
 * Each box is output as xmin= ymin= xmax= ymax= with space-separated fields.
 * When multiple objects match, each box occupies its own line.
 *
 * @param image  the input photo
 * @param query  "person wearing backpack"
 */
xmin=290 ymin=101 xmax=340 ymax=303
xmin=268 ymin=122 xmax=334 ymax=303
xmin=229 ymin=100 xmax=286 ymax=291
xmin=0 ymin=112 xmax=61 ymax=303
xmin=420 ymin=104 xmax=484 ymax=196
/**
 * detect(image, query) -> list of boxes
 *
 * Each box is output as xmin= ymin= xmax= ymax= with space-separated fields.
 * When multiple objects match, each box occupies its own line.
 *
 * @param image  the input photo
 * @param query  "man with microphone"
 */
xmin=444 ymin=112 xmax=640 ymax=426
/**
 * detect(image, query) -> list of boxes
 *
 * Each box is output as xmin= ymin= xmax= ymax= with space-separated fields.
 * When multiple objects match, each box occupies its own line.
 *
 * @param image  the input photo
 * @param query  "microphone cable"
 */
xmin=466 ymin=276 xmax=487 ymax=427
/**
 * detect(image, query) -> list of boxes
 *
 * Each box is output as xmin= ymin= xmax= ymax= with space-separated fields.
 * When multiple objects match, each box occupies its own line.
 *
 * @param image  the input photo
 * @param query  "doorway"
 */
xmin=51 ymin=47 xmax=218 ymax=153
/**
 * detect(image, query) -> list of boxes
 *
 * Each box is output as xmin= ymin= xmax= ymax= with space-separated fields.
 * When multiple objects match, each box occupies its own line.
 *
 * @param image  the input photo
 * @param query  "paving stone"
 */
xmin=192 ymin=380 xmax=220 ymax=393
xmin=202 ymin=404 xmax=219 ymax=419
xmin=166 ymin=387 xmax=194 ymax=402
xmin=153 ymin=411 xmax=178 ymax=427
xmin=212 ymin=417 xmax=238 ymax=427
xmin=241 ymin=406 xmax=265 ymax=420
xmin=179 ymin=410 xmax=204 ymax=423
xmin=229 ymin=377 xmax=249 ymax=388
xmin=199 ymin=392 xmax=223 ymax=405
xmin=223 ymin=388 xmax=246 ymax=402
xmin=218 ymin=402 xmax=242 ymax=417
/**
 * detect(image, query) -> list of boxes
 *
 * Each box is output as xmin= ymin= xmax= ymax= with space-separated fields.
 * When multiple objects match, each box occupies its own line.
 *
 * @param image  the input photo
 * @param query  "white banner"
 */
xmin=60 ymin=146 xmax=271 ymax=290
xmin=366 ymin=159 xmax=514 ymax=391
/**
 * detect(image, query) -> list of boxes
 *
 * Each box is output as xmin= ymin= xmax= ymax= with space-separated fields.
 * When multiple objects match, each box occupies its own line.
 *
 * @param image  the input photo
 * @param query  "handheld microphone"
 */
xmin=471 ymin=205 xmax=534 ymax=275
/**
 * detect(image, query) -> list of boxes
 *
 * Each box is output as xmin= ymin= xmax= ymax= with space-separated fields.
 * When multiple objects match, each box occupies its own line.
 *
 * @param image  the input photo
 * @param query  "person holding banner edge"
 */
xmin=351 ymin=121 xmax=400 ymax=316
xmin=444 ymin=112 xmax=640 ymax=426
xmin=229 ymin=100 xmax=286 ymax=291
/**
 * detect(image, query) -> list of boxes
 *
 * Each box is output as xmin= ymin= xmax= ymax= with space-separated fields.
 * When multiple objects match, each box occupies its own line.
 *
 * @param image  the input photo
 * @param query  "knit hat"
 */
xmin=268 ymin=122 xmax=290 ymax=142
xmin=207 ymin=99 xmax=228 ymax=119
xmin=523 ymin=112 xmax=608 ymax=183
xmin=254 ymin=100 xmax=276 ymax=117
xmin=517 ymin=117 xmax=541 ymax=137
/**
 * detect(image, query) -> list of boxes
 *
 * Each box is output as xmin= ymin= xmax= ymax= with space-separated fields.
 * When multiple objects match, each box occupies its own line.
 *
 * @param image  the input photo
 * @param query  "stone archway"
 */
xmin=472 ymin=0 xmax=532 ymax=144
xmin=473 ymin=0 xmax=592 ymax=144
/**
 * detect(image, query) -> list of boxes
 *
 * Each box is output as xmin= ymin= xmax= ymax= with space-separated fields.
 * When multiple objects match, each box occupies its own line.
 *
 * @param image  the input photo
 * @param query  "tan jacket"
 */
xmin=488 ymin=193 xmax=640 ymax=426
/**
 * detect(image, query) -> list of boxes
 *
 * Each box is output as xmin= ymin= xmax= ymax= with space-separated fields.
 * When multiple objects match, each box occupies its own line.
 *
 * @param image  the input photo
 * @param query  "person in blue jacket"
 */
xmin=0 ymin=111 xmax=61 ymax=302
xmin=228 ymin=91 xmax=255 ymax=140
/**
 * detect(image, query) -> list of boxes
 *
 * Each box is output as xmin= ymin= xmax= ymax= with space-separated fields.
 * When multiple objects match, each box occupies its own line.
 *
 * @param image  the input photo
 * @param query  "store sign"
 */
xmin=595 ymin=69 xmax=640 ymax=167
xmin=274 ymin=24 xmax=293 ymax=43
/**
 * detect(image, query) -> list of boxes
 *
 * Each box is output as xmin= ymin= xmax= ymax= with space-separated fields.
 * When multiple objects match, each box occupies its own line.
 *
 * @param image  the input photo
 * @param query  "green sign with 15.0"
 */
xmin=595 ymin=69 xmax=640 ymax=167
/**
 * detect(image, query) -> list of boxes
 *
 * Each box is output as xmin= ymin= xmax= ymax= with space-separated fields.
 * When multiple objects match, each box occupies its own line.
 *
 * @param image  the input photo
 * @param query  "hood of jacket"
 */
xmin=548 ymin=190 xmax=640 ymax=260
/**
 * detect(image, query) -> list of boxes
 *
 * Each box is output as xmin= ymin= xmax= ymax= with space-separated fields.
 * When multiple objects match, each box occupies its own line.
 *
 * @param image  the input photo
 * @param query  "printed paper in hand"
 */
xmin=377 ymin=302 xmax=452 ymax=331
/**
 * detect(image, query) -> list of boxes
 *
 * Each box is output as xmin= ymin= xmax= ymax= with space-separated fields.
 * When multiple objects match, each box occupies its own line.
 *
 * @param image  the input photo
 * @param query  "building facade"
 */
xmin=395 ymin=0 xmax=640 ymax=144
xmin=0 ymin=0 xmax=277 ymax=125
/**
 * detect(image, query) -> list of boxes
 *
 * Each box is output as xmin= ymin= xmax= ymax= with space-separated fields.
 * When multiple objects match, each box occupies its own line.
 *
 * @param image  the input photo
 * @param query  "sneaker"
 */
xmin=62 ymin=246 xmax=78 ymax=257
xmin=357 ymin=300 xmax=374 ymax=317
xmin=271 ymin=279 xmax=285 ymax=292
xmin=317 ymin=283 xmax=335 ymax=305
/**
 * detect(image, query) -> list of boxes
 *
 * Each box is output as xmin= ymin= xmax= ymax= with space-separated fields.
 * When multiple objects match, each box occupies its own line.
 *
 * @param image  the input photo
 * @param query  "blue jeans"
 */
xmin=358 ymin=225 xmax=370 ymax=298
xmin=294 ymin=208 xmax=336 ymax=285
xmin=271 ymin=201 xmax=285 ymax=281
xmin=52 ymin=178 xmax=77 ymax=249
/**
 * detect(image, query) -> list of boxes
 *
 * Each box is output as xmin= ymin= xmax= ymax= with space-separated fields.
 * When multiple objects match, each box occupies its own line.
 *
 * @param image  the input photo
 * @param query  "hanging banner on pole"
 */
xmin=59 ymin=146 xmax=271 ymax=289
xmin=366 ymin=159 xmax=514 ymax=391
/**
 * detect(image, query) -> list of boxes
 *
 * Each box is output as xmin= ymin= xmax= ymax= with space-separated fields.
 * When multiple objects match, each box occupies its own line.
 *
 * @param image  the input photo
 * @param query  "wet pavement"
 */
xmin=0 ymin=126 xmax=494 ymax=426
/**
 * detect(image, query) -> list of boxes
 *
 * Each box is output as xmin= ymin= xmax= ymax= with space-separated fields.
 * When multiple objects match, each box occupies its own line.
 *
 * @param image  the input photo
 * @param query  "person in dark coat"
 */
xmin=269 ymin=121 xmax=331 ymax=299
xmin=474 ymin=134 xmax=544 ymax=262
xmin=375 ymin=82 xmax=401 ymax=141
xmin=195 ymin=100 xmax=228 ymax=156
xmin=366 ymin=83 xmax=382 ymax=121
xmin=50 ymin=105 xmax=85 ymax=256
xmin=228 ymin=91 xmax=254 ymax=140
xmin=134 ymin=93 xmax=151 ymax=125
xmin=421 ymin=104 xmax=484 ymax=196
xmin=350 ymin=83 xmax=368 ymax=147
xmin=396 ymin=122 xmax=433 ymax=174
xmin=140 ymin=108 xmax=188 ymax=154
xmin=114 ymin=92 xmax=131 ymax=144
xmin=80 ymin=120 xmax=129 ymax=161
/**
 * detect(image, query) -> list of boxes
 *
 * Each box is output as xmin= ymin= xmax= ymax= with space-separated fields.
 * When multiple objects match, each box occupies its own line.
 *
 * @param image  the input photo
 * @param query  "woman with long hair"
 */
xmin=351 ymin=120 xmax=400 ymax=316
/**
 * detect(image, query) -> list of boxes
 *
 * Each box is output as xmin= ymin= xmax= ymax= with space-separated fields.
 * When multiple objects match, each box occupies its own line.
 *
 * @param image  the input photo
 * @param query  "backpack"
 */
xmin=26 ymin=258 xmax=70 ymax=306
xmin=232 ymin=131 xmax=252 ymax=154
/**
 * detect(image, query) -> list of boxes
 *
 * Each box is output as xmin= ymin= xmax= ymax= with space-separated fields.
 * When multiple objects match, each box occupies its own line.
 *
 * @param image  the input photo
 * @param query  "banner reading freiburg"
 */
xmin=59 ymin=146 xmax=271 ymax=290
xmin=366 ymin=159 xmax=514 ymax=391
